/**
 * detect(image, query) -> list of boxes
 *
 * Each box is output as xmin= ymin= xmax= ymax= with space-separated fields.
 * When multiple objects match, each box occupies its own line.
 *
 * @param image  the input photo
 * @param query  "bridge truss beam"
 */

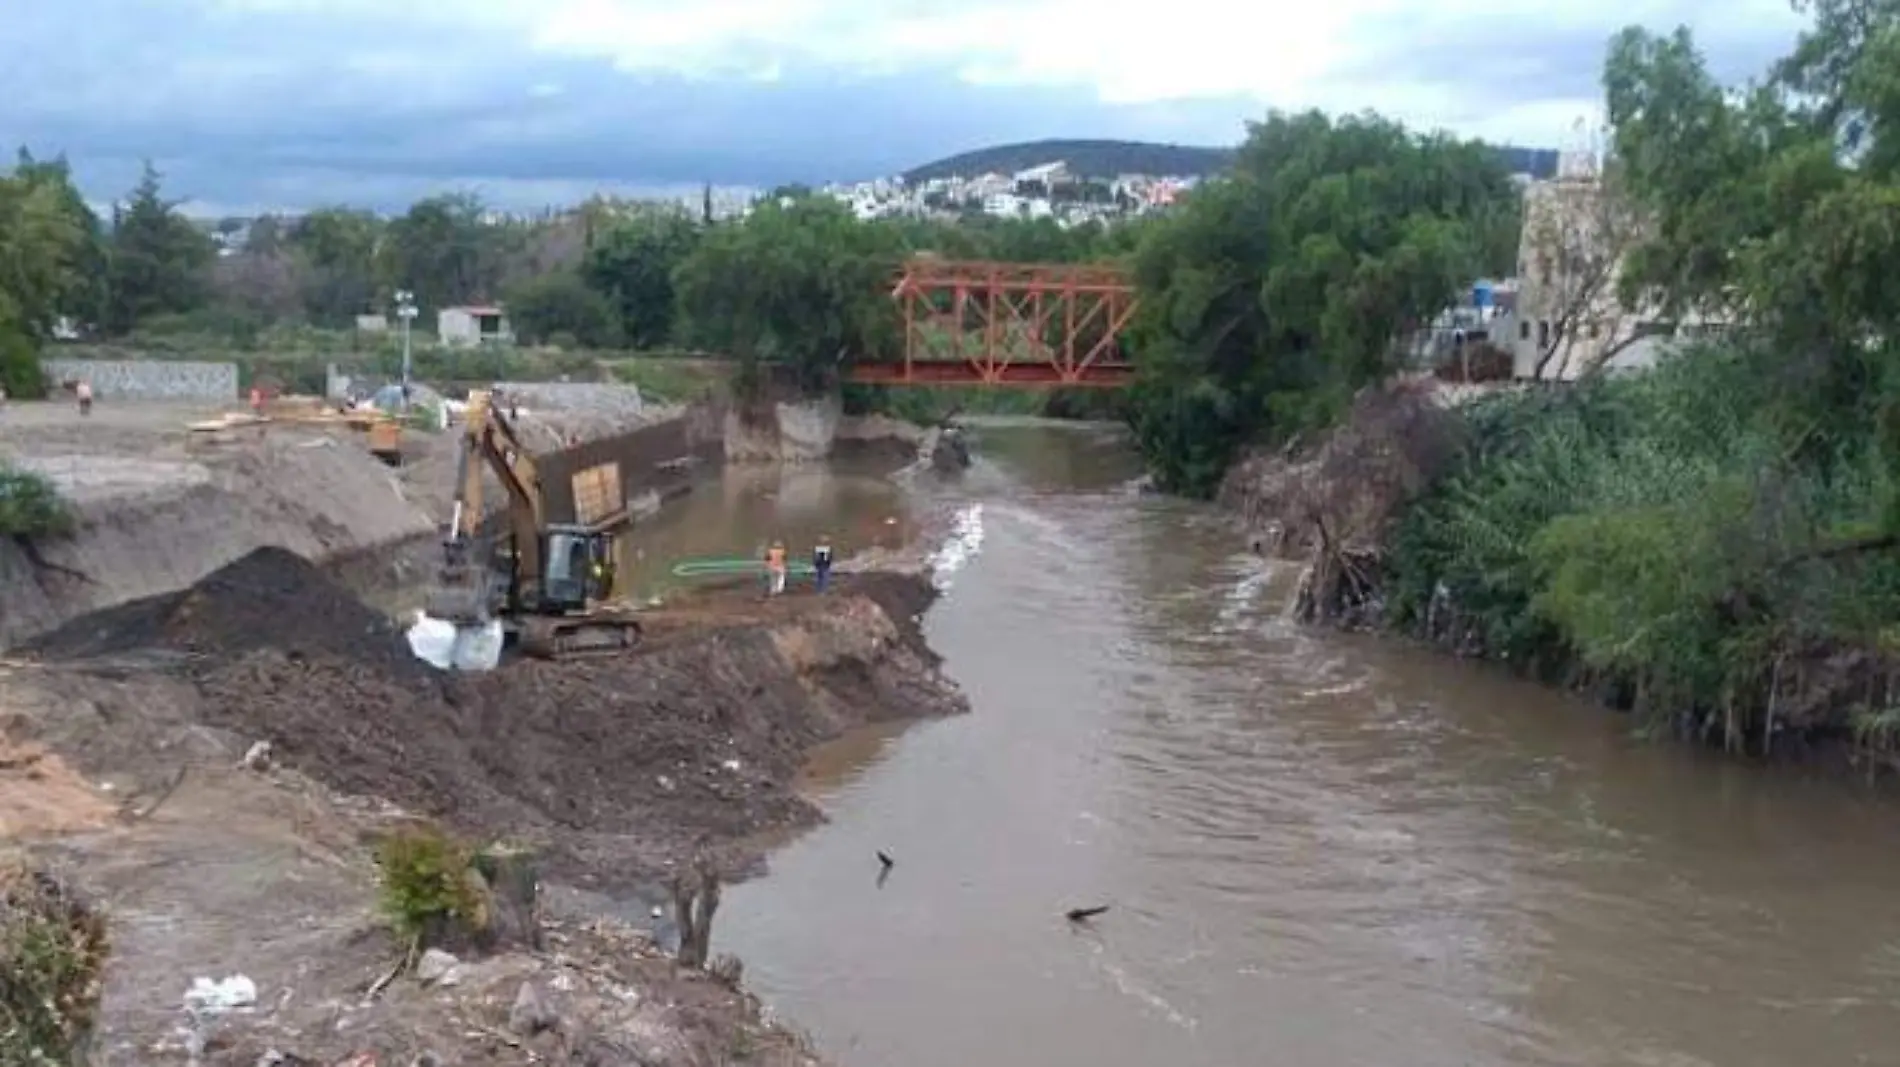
xmin=853 ymin=259 xmax=1138 ymax=387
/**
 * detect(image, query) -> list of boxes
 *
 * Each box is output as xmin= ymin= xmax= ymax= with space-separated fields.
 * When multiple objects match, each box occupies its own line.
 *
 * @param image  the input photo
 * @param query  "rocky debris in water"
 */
xmin=930 ymin=426 xmax=972 ymax=472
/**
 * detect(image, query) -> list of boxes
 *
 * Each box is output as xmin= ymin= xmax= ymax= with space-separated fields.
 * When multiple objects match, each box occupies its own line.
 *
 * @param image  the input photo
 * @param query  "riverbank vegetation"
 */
xmin=1223 ymin=5 xmax=1900 ymax=768
xmin=1 ymin=860 xmax=110 ymax=1066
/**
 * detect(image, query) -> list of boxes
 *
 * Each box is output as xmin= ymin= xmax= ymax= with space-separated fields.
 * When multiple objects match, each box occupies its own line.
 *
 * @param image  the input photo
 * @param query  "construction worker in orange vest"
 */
xmin=765 ymin=540 xmax=787 ymax=597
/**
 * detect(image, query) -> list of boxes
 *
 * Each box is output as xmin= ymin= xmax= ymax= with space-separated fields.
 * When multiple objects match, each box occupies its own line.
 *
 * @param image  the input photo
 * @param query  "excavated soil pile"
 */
xmin=26 ymin=545 xmax=418 ymax=672
xmin=25 ymin=548 xmax=959 ymax=882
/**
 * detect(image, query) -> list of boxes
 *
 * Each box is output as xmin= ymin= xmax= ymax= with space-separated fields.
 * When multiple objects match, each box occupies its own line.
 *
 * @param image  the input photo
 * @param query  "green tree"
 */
xmin=502 ymin=269 xmax=622 ymax=348
xmin=10 ymin=150 xmax=106 ymax=329
xmin=0 ymin=154 xmax=101 ymax=396
xmin=288 ymin=207 xmax=382 ymax=323
xmin=582 ymin=209 xmax=700 ymax=348
xmin=378 ymin=193 xmax=498 ymax=313
xmin=1126 ymin=111 xmax=1517 ymax=494
xmin=672 ymin=195 xmax=903 ymax=393
xmin=1603 ymin=8 xmax=1900 ymax=508
xmin=101 ymin=163 xmax=215 ymax=334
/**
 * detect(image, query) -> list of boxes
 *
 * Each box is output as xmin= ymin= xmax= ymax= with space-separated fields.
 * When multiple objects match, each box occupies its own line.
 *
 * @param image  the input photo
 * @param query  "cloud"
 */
xmin=0 ymin=0 xmax=1811 ymax=213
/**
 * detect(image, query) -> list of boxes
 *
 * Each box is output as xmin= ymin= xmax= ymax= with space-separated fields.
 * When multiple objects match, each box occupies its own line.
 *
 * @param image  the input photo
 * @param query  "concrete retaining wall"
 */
xmin=536 ymin=405 xmax=725 ymax=524
xmin=40 ymin=359 xmax=239 ymax=402
xmin=724 ymin=396 xmax=846 ymax=463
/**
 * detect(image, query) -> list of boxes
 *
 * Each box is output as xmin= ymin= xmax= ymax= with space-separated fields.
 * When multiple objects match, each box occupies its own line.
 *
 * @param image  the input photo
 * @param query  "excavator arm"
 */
xmin=424 ymin=389 xmax=644 ymax=662
xmin=443 ymin=389 xmax=546 ymax=601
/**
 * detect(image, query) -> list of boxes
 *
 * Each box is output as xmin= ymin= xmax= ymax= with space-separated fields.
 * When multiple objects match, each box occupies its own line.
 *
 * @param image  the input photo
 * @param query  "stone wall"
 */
xmin=40 ymin=359 xmax=238 ymax=402
xmin=724 ymin=396 xmax=844 ymax=463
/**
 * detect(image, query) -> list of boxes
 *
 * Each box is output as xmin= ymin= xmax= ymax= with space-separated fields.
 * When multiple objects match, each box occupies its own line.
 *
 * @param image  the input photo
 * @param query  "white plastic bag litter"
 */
xmin=406 ymin=612 xmax=504 ymax=672
xmin=183 ymin=975 xmax=256 ymax=1014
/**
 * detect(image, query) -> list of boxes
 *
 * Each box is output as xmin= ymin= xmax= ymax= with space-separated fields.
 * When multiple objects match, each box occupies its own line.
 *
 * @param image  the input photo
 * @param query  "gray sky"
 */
xmin=0 ymin=0 xmax=1807 ymax=213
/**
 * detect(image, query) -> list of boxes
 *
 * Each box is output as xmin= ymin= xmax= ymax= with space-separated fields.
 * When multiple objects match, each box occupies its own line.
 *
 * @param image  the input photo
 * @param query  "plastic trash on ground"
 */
xmin=183 ymin=974 xmax=257 ymax=1014
xmin=406 ymin=612 xmax=504 ymax=671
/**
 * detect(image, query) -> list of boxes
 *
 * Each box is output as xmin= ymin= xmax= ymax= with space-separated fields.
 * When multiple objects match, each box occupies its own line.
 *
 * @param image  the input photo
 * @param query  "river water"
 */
xmin=714 ymin=421 xmax=1900 ymax=1067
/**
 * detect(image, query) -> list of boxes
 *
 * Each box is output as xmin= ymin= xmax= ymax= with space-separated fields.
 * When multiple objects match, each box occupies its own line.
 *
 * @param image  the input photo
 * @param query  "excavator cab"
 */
xmin=539 ymin=525 xmax=616 ymax=611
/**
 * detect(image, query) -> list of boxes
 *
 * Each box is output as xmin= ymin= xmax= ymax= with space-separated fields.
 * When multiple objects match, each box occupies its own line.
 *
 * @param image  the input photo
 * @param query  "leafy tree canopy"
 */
xmin=1125 ymin=110 xmax=1520 ymax=495
xmin=673 ymin=195 xmax=906 ymax=394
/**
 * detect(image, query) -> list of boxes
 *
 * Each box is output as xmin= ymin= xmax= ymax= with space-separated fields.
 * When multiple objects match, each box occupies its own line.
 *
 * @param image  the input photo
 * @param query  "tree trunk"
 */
xmin=671 ymin=858 xmax=723 ymax=968
xmin=473 ymin=845 xmax=543 ymax=952
xmin=424 ymin=846 xmax=542 ymax=955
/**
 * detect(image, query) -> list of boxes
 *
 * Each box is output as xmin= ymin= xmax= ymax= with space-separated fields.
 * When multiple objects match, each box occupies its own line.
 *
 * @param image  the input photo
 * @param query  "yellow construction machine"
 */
xmin=424 ymin=389 xmax=643 ymax=661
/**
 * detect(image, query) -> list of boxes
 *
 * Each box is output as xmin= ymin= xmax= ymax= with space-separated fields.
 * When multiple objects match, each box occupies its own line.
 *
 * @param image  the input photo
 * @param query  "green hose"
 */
xmin=671 ymin=556 xmax=816 ymax=578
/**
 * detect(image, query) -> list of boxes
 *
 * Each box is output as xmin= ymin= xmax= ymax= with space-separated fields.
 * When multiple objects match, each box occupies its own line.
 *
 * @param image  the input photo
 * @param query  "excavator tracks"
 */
xmin=516 ymin=614 xmax=644 ymax=661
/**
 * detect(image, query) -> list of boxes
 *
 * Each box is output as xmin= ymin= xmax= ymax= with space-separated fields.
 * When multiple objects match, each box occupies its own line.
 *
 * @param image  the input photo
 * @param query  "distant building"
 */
xmin=1507 ymin=152 xmax=1674 ymax=380
xmin=1012 ymin=161 xmax=1070 ymax=186
xmin=983 ymin=193 xmax=1026 ymax=217
xmin=438 ymin=305 xmax=512 ymax=347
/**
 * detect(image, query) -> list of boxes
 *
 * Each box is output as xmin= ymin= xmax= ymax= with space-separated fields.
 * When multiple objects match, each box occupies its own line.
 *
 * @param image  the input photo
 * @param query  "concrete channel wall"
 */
xmin=536 ymin=404 xmax=725 ymax=524
xmin=40 ymin=359 xmax=239 ymax=401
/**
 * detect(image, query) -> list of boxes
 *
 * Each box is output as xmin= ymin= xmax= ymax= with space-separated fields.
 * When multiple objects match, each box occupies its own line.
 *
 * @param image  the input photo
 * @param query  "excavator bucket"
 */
xmin=423 ymin=557 xmax=490 ymax=622
xmin=408 ymin=557 xmax=505 ymax=671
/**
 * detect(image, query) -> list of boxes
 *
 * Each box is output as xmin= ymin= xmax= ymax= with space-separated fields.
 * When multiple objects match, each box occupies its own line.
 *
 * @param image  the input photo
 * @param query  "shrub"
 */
xmin=0 ymin=326 xmax=46 ymax=400
xmin=373 ymin=825 xmax=483 ymax=944
xmin=0 ymin=467 xmax=77 ymax=540
xmin=0 ymin=863 xmax=109 ymax=1067
xmin=1381 ymin=343 xmax=1900 ymax=748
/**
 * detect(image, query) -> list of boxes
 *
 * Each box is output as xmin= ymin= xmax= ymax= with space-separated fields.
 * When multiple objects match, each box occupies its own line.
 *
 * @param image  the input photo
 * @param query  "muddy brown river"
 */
xmin=716 ymin=421 xmax=1900 ymax=1067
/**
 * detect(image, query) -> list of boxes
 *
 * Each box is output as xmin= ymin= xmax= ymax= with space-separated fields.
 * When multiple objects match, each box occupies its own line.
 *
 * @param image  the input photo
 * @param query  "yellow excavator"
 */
xmin=424 ymin=389 xmax=643 ymax=661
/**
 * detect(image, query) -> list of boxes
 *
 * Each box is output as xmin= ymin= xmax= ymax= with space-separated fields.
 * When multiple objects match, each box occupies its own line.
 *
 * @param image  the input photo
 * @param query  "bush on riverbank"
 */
xmin=0 ymin=862 xmax=110 ymax=1066
xmin=373 ymin=825 xmax=485 ymax=946
xmin=0 ymin=326 xmax=47 ymax=401
xmin=0 ymin=466 xmax=77 ymax=541
xmin=1358 ymin=347 xmax=1900 ymax=764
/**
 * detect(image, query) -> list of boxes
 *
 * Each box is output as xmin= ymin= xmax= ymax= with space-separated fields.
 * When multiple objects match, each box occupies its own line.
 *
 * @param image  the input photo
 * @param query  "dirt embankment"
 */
xmin=4 ymin=546 xmax=960 ymax=1064
xmin=0 ymin=402 xmax=438 ymax=652
xmin=1218 ymin=378 xmax=1470 ymax=624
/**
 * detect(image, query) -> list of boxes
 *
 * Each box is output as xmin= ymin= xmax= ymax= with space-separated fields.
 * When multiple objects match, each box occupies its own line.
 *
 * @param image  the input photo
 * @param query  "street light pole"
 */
xmin=394 ymin=290 xmax=417 ymax=410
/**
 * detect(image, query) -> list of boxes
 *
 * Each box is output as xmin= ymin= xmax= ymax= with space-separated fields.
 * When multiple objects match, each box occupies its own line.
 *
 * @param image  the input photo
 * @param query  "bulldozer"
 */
xmin=421 ymin=389 xmax=643 ymax=665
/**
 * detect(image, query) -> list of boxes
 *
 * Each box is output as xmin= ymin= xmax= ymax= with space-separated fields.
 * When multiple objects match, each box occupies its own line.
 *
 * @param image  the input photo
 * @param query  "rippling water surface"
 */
xmin=718 ymin=421 xmax=1900 ymax=1067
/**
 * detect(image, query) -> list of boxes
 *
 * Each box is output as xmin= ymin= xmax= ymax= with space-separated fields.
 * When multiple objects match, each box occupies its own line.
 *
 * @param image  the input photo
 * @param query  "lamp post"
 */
xmin=394 ymin=290 xmax=417 ymax=409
